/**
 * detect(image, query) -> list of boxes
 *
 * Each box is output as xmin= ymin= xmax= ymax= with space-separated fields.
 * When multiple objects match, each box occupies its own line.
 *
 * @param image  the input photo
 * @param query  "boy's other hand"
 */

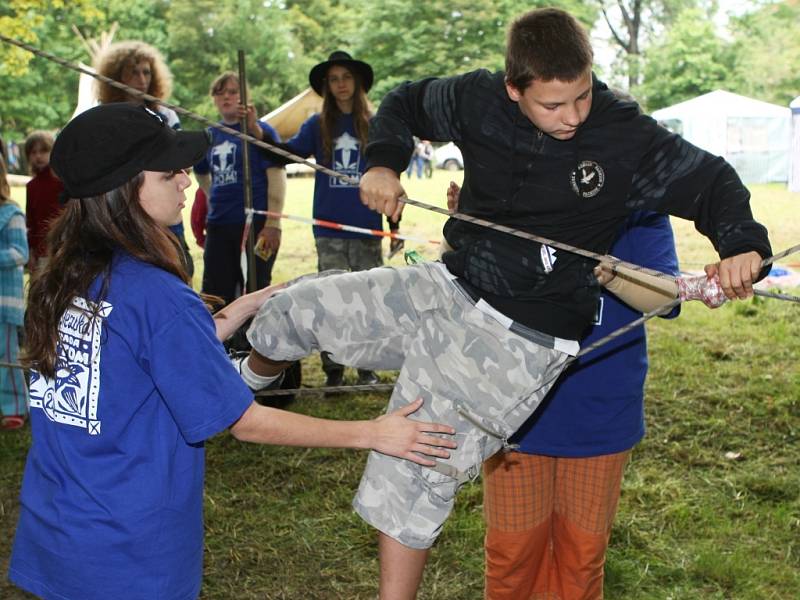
xmin=446 ymin=181 xmax=460 ymax=213
xmin=360 ymin=167 xmax=405 ymax=221
xmin=705 ymin=250 xmax=762 ymax=300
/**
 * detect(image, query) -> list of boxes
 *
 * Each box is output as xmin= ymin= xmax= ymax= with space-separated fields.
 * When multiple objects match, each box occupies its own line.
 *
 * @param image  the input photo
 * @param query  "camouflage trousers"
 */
xmin=247 ymin=262 xmax=572 ymax=549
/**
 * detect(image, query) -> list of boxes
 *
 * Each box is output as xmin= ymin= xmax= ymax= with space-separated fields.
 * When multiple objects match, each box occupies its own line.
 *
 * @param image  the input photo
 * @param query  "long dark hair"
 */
xmin=22 ymin=173 xmax=189 ymax=378
xmin=319 ymin=66 xmax=371 ymax=164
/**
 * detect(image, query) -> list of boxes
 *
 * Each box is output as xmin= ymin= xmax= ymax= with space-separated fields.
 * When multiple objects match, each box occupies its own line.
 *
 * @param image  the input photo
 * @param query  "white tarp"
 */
xmin=652 ymin=90 xmax=791 ymax=184
xmin=71 ymin=63 xmax=99 ymax=120
xmin=790 ymin=95 xmax=800 ymax=193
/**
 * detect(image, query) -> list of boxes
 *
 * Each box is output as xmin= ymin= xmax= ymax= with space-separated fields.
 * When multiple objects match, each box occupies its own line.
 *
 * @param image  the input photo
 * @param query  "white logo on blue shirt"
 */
xmin=29 ymin=297 xmax=112 ymax=435
xmin=211 ymin=140 xmax=238 ymax=186
xmin=330 ymin=132 xmax=360 ymax=188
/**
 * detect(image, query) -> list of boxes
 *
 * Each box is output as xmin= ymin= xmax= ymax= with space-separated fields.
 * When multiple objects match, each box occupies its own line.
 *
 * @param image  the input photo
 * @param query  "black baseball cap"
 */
xmin=51 ymin=103 xmax=210 ymax=199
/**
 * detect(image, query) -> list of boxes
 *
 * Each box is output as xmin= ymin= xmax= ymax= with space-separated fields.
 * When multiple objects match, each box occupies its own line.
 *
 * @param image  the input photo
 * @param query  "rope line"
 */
xmin=2 ymin=34 xmax=798 ymax=394
xmin=247 ymin=208 xmax=441 ymax=245
xmin=5 ymin=33 xmax=798 ymax=287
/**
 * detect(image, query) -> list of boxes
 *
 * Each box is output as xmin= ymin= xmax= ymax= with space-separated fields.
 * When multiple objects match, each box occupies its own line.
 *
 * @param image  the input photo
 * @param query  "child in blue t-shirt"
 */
xmin=278 ymin=51 xmax=401 ymax=387
xmin=8 ymin=103 xmax=455 ymax=600
xmin=194 ymin=72 xmax=286 ymax=305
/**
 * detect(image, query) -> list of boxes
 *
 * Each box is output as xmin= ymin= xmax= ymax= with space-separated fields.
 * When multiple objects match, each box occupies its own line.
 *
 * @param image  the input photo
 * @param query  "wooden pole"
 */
xmin=238 ymin=49 xmax=258 ymax=293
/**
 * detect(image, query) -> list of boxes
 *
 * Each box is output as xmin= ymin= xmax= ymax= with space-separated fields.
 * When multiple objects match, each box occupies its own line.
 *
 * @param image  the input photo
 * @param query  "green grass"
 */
xmin=2 ymin=175 xmax=799 ymax=599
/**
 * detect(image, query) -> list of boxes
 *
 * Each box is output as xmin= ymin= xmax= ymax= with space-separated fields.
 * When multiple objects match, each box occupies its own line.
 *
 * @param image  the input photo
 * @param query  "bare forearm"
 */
xmin=265 ymin=167 xmax=286 ymax=228
xmin=231 ymin=402 xmax=372 ymax=448
xmin=606 ymin=274 xmax=678 ymax=313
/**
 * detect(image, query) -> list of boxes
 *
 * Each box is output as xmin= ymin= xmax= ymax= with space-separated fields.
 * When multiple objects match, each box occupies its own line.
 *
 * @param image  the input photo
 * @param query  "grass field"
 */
xmin=1 ymin=173 xmax=799 ymax=599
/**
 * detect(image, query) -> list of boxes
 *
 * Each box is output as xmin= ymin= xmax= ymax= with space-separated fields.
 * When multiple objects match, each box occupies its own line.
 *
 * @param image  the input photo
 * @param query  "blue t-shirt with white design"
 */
xmin=194 ymin=121 xmax=280 ymax=225
xmin=287 ymin=113 xmax=382 ymax=239
xmin=9 ymin=253 xmax=253 ymax=600
xmin=512 ymin=211 xmax=680 ymax=457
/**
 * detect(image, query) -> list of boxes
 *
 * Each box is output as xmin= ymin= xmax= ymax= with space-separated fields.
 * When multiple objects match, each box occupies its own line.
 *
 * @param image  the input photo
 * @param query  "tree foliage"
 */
xmin=727 ymin=0 xmax=800 ymax=106
xmin=1 ymin=0 xmax=795 ymax=142
xmin=636 ymin=8 xmax=733 ymax=110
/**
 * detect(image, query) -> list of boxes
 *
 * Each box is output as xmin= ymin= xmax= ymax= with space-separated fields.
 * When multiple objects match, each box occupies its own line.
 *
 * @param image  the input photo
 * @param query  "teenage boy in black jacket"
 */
xmin=246 ymin=8 xmax=770 ymax=599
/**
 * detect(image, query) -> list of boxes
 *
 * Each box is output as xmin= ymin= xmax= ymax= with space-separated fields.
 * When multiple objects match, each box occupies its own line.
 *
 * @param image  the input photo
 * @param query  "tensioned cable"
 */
xmin=3 ymin=34 xmax=798 ymax=395
xmin=0 ymin=33 xmax=717 ymax=284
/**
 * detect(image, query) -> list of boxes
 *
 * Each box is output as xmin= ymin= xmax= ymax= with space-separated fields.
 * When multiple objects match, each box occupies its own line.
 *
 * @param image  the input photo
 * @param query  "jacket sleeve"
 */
xmin=365 ymin=71 xmax=483 ymax=173
xmin=630 ymin=122 xmax=771 ymax=276
xmin=0 ymin=213 xmax=29 ymax=268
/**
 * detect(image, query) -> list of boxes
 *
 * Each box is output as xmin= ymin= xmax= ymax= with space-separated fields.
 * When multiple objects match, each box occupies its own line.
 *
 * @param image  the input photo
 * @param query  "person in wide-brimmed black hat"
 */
xmin=264 ymin=51 xmax=402 ymax=389
xmin=7 ymin=102 xmax=455 ymax=600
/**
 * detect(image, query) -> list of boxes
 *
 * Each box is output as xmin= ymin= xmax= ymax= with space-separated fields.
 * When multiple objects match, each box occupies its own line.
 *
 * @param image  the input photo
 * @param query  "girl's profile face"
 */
xmin=138 ymin=170 xmax=191 ymax=227
xmin=326 ymin=65 xmax=356 ymax=103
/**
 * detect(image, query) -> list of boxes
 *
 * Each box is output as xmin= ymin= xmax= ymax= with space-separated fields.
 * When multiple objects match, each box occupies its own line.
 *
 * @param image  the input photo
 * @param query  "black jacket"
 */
xmin=365 ymin=70 xmax=771 ymax=339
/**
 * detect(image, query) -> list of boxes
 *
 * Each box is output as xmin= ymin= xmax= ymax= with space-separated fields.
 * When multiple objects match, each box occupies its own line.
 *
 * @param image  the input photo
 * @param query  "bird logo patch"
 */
xmin=570 ymin=160 xmax=605 ymax=198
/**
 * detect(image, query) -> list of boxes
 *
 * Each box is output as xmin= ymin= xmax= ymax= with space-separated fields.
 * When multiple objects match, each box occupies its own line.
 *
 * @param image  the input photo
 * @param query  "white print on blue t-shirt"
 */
xmin=29 ymin=297 xmax=112 ymax=435
xmin=330 ymin=132 xmax=360 ymax=188
xmin=211 ymin=140 xmax=238 ymax=186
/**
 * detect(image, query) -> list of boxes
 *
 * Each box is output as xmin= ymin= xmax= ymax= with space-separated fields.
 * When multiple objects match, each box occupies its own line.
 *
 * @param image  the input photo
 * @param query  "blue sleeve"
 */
xmin=625 ymin=211 xmax=681 ymax=319
xmin=147 ymin=302 xmax=253 ymax=444
xmin=0 ymin=214 xmax=29 ymax=268
xmin=284 ymin=115 xmax=319 ymax=159
xmin=258 ymin=122 xmax=282 ymax=170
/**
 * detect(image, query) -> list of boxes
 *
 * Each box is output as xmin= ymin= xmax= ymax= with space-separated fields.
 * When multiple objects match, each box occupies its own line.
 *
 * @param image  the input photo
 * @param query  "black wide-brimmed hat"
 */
xmin=51 ymin=103 xmax=209 ymax=199
xmin=309 ymin=51 xmax=374 ymax=96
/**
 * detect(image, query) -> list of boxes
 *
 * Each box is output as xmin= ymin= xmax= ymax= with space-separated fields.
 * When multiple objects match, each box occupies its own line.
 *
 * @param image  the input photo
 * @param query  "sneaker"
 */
xmin=356 ymin=370 xmax=380 ymax=386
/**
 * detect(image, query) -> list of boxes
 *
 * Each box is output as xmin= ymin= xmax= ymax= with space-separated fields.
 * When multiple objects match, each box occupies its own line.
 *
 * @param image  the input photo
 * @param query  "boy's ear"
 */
xmin=505 ymin=79 xmax=523 ymax=102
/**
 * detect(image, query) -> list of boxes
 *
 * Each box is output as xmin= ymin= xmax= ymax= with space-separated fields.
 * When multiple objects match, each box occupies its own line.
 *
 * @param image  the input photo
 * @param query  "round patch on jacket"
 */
xmin=570 ymin=160 xmax=605 ymax=198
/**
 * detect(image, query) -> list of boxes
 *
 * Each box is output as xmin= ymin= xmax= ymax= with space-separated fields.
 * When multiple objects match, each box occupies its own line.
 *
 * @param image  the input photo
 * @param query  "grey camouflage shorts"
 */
xmin=247 ymin=261 xmax=571 ymax=549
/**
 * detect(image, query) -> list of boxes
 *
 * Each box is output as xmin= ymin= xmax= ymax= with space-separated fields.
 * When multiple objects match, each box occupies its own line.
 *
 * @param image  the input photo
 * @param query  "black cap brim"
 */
xmin=144 ymin=129 xmax=210 ymax=172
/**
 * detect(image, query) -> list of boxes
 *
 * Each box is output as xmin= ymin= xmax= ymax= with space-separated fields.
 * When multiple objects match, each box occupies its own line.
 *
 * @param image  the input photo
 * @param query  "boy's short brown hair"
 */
xmin=505 ymin=8 xmax=593 ymax=91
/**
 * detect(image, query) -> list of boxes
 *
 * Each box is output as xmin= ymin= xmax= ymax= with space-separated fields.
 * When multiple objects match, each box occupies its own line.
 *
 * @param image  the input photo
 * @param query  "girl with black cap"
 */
xmin=7 ymin=103 xmax=455 ymax=600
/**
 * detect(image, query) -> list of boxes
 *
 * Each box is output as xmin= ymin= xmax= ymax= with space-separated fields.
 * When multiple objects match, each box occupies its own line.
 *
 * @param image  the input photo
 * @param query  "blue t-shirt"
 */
xmin=512 ymin=212 xmax=680 ymax=457
xmin=287 ymin=113 xmax=382 ymax=239
xmin=9 ymin=253 xmax=253 ymax=600
xmin=194 ymin=121 xmax=280 ymax=225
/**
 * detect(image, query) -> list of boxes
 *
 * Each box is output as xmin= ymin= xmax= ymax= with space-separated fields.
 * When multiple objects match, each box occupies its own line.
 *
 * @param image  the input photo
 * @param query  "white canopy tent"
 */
xmin=790 ymin=95 xmax=800 ymax=193
xmin=261 ymin=88 xmax=322 ymax=141
xmin=652 ymin=90 xmax=791 ymax=184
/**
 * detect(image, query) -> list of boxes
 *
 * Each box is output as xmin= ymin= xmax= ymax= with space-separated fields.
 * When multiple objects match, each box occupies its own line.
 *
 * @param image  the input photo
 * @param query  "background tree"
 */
xmin=353 ymin=0 xmax=594 ymax=101
xmin=166 ymin=0 xmax=305 ymax=129
xmin=636 ymin=7 xmax=733 ymax=111
xmin=0 ymin=1 xmax=101 ymax=139
xmin=727 ymin=0 xmax=800 ymax=107
xmin=283 ymin=0 xmax=365 ymax=78
xmin=595 ymin=0 xmax=715 ymax=90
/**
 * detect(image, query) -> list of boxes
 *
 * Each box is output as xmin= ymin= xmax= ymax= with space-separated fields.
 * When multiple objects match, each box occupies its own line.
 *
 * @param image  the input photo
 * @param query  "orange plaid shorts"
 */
xmin=483 ymin=450 xmax=630 ymax=600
